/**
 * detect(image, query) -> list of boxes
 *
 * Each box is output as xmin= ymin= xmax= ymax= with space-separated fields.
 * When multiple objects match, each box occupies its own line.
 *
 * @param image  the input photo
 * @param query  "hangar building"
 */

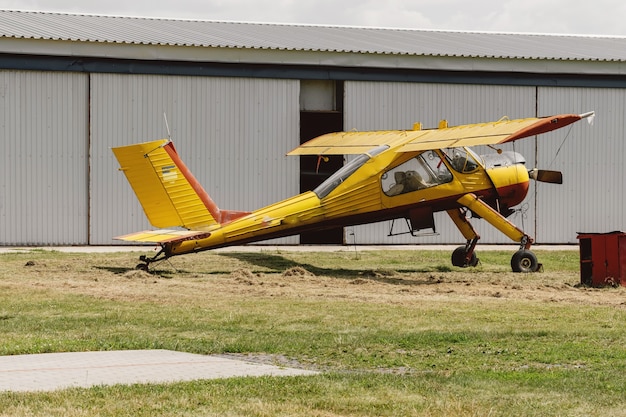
xmin=0 ymin=10 xmax=624 ymax=246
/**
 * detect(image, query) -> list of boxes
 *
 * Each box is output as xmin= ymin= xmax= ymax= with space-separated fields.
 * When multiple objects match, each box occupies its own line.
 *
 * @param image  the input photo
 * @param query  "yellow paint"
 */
xmin=112 ymin=140 xmax=218 ymax=230
xmin=288 ymin=116 xmax=543 ymax=156
xmin=116 ymin=229 xmax=210 ymax=243
xmin=486 ymin=163 xmax=529 ymax=188
xmin=112 ymin=112 xmax=589 ymax=264
xmin=456 ymin=194 xmax=526 ymax=242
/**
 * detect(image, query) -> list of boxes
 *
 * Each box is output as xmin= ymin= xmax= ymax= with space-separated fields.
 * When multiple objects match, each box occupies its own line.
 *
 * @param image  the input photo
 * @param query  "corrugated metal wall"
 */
xmin=343 ymin=81 xmax=538 ymax=245
xmin=90 ymin=74 xmax=300 ymax=245
xmin=536 ymin=87 xmax=626 ymax=243
xmin=0 ymin=70 xmax=89 ymax=245
xmin=0 ymin=70 xmax=614 ymax=247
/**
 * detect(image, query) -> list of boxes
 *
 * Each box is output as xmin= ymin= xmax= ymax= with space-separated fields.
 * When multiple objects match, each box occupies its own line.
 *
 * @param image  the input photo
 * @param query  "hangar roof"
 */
xmin=0 ymin=9 xmax=625 ymax=63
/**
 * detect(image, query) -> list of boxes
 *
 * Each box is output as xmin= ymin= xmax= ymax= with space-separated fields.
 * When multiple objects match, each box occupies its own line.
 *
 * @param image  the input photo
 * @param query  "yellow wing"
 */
xmin=287 ymin=130 xmax=426 ymax=155
xmin=398 ymin=113 xmax=586 ymax=152
xmin=288 ymin=113 xmax=591 ymax=156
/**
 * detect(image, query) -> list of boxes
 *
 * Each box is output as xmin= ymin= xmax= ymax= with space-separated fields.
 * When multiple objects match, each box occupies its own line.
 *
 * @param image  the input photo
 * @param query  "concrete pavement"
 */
xmin=0 ymin=350 xmax=317 ymax=392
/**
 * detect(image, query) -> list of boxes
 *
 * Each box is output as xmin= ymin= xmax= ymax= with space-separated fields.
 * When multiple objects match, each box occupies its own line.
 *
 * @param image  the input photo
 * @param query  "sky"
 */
xmin=0 ymin=0 xmax=625 ymax=37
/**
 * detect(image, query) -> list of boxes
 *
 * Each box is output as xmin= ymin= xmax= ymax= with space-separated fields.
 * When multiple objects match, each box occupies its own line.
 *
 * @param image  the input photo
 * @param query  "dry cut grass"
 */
xmin=0 ymin=247 xmax=625 ymax=416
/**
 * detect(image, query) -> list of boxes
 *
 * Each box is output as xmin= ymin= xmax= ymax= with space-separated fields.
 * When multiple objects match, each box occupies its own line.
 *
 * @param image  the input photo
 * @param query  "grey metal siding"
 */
xmin=536 ymin=87 xmax=625 ymax=243
xmin=90 ymin=74 xmax=300 ymax=245
xmin=343 ymin=81 xmax=537 ymax=245
xmin=0 ymin=70 xmax=89 ymax=245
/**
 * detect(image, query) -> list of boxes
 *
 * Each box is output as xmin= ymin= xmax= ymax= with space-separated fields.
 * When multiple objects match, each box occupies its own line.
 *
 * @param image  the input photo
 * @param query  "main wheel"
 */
xmin=451 ymin=246 xmax=478 ymax=267
xmin=511 ymin=249 xmax=538 ymax=273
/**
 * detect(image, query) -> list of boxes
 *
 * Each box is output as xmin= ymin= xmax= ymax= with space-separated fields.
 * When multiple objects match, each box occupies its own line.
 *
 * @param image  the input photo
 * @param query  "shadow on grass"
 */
xmin=96 ymin=250 xmax=457 ymax=285
xmin=219 ymin=252 xmax=454 ymax=285
xmin=95 ymin=265 xmax=180 ymax=279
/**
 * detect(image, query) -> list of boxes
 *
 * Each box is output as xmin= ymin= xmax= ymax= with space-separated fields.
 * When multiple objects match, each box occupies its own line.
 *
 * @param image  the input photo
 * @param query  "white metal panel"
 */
xmin=0 ymin=70 xmax=89 ymax=245
xmin=90 ymin=74 xmax=300 ymax=245
xmin=344 ymin=81 xmax=537 ymax=245
xmin=537 ymin=87 xmax=624 ymax=243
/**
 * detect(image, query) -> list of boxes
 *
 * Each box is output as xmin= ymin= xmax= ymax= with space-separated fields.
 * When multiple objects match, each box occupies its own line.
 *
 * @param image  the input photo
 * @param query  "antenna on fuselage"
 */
xmin=163 ymin=112 xmax=172 ymax=141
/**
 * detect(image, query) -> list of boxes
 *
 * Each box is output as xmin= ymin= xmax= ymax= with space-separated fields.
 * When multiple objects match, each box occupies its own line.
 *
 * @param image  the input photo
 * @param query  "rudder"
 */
xmin=112 ymin=139 xmax=221 ymax=230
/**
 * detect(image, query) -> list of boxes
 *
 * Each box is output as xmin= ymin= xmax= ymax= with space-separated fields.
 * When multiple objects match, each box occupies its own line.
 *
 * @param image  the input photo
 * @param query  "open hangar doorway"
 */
xmin=299 ymin=80 xmax=345 ymax=244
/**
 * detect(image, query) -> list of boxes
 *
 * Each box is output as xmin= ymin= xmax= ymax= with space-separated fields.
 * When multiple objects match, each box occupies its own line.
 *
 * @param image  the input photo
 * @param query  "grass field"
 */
xmin=0 ymin=247 xmax=625 ymax=416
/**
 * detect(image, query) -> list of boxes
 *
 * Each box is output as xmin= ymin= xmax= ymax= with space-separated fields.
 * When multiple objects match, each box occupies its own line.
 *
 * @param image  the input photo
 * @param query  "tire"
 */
xmin=451 ymin=246 xmax=478 ymax=268
xmin=511 ymin=249 xmax=538 ymax=273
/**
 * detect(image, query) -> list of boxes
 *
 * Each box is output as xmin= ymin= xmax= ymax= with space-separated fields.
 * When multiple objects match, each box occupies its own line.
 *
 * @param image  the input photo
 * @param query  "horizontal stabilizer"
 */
xmin=115 ymin=229 xmax=211 ymax=244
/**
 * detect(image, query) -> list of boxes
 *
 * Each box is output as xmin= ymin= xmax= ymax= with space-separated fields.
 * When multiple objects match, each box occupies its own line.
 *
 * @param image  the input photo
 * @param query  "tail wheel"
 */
xmin=451 ymin=246 xmax=479 ymax=268
xmin=511 ymin=249 xmax=539 ymax=273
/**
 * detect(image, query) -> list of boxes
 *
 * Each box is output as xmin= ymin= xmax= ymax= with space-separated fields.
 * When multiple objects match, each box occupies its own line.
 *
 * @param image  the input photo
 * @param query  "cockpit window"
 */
xmin=443 ymin=148 xmax=481 ymax=173
xmin=382 ymin=150 xmax=453 ymax=197
xmin=314 ymin=145 xmax=389 ymax=199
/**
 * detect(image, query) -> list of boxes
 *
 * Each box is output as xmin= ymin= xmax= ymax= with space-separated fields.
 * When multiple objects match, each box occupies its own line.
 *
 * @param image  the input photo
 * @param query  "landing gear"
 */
xmin=446 ymin=208 xmax=480 ymax=268
xmin=446 ymin=194 xmax=545 ymax=272
xmin=135 ymin=247 xmax=168 ymax=271
xmin=452 ymin=194 xmax=544 ymax=272
xmin=510 ymin=249 xmax=539 ymax=273
xmin=451 ymin=245 xmax=479 ymax=267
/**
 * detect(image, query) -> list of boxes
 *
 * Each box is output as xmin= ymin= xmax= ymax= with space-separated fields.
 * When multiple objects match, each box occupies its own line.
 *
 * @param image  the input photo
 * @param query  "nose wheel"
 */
xmin=510 ymin=249 xmax=540 ymax=273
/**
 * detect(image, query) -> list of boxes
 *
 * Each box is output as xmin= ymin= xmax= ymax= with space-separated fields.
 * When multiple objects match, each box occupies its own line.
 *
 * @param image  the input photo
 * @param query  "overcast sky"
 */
xmin=0 ymin=0 xmax=624 ymax=36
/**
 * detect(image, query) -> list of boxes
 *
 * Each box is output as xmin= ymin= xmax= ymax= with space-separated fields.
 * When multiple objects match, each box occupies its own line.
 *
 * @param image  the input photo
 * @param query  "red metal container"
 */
xmin=577 ymin=232 xmax=626 ymax=287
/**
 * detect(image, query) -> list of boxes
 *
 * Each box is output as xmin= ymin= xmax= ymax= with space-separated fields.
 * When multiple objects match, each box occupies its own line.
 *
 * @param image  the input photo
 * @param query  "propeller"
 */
xmin=528 ymin=168 xmax=562 ymax=184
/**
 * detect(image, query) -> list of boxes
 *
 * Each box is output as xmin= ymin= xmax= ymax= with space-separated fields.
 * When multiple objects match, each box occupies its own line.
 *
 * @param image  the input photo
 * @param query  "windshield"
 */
xmin=443 ymin=147 xmax=482 ymax=173
xmin=314 ymin=145 xmax=389 ymax=199
xmin=382 ymin=150 xmax=453 ymax=196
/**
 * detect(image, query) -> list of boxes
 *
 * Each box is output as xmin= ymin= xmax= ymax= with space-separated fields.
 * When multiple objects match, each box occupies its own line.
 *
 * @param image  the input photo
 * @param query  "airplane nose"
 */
xmin=483 ymin=152 xmax=530 ymax=209
xmin=481 ymin=151 xmax=526 ymax=169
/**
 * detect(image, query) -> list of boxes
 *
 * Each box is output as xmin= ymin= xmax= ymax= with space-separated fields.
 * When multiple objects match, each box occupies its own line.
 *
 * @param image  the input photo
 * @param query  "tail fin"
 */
xmin=112 ymin=139 xmax=248 ymax=230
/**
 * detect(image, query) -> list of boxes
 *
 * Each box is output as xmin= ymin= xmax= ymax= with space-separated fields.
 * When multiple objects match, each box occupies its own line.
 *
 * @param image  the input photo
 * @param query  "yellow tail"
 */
xmin=113 ymin=139 xmax=243 ymax=231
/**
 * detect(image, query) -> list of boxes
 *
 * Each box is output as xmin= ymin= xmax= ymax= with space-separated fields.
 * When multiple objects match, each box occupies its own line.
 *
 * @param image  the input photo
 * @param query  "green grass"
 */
xmin=0 ymin=248 xmax=625 ymax=416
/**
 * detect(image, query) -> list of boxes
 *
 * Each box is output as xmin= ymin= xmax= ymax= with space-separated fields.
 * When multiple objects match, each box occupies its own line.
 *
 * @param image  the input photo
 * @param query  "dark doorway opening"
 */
xmin=299 ymin=110 xmax=344 ymax=244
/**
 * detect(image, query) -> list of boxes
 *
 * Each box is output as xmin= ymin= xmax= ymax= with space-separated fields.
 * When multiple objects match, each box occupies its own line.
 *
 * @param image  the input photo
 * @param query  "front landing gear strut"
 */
xmin=451 ymin=239 xmax=480 ymax=268
xmin=447 ymin=208 xmax=481 ymax=268
xmin=451 ymin=194 xmax=542 ymax=273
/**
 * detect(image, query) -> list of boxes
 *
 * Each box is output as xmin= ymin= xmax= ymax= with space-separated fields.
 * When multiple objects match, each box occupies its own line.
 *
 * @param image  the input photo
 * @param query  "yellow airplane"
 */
xmin=112 ymin=111 xmax=594 ymax=272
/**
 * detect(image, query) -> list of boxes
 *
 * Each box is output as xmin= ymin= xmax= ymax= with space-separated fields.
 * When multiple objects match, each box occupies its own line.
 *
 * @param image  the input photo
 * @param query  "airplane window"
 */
xmin=314 ymin=145 xmax=389 ymax=199
xmin=443 ymin=148 xmax=480 ymax=173
xmin=382 ymin=151 xmax=453 ymax=197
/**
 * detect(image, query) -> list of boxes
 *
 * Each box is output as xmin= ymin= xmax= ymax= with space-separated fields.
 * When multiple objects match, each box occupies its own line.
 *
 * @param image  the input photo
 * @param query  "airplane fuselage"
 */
xmin=113 ymin=111 xmax=593 ymax=272
xmin=165 ymin=147 xmax=529 ymax=257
